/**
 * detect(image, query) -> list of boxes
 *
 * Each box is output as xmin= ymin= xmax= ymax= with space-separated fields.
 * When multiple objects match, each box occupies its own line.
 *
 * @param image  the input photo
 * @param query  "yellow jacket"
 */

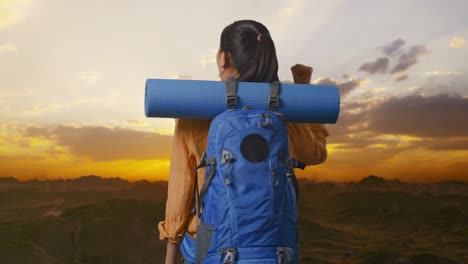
xmin=158 ymin=118 xmax=329 ymax=244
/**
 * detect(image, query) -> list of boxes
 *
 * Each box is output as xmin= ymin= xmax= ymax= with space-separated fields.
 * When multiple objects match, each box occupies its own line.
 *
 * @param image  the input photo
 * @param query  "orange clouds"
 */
xmin=0 ymin=124 xmax=173 ymax=181
xmin=0 ymin=118 xmax=466 ymax=183
xmin=23 ymin=125 xmax=173 ymax=161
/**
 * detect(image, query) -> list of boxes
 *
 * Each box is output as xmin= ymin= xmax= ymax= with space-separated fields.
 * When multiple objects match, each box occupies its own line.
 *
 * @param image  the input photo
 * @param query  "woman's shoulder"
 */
xmin=175 ymin=118 xmax=211 ymax=134
xmin=286 ymin=122 xmax=329 ymax=138
xmin=177 ymin=118 xmax=211 ymax=127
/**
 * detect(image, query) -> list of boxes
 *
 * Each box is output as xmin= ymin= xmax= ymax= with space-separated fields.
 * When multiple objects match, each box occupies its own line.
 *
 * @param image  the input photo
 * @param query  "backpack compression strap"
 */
xmin=227 ymin=78 xmax=279 ymax=111
xmin=268 ymin=81 xmax=280 ymax=112
xmin=226 ymin=76 xmax=238 ymax=109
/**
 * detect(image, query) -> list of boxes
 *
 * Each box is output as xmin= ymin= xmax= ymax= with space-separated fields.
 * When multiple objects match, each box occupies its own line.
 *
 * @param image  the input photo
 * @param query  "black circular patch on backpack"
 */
xmin=240 ymin=133 xmax=269 ymax=163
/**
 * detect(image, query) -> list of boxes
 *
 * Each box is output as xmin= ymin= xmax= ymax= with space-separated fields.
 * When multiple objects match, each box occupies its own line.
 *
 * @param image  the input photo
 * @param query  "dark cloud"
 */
xmin=358 ymin=57 xmax=389 ymax=74
xmin=338 ymin=79 xmax=364 ymax=97
xmin=382 ymin=38 xmax=405 ymax=56
xmin=421 ymin=73 xmax=468 ymax=97
xmin=326 ymin=91 xmax=468 ymax=153
xmin=395 ymin=74 xmax=408 ymax=82
xmin=390 ymin=45 xmax=430 ymax=74
xmin=315 ymin=77 xmax=363 ymax=97
xmin=24 ymin=125 xmax=173 ymax=161
xmin=367 ymin=93 xmax=468 ymax=138
xmin=328 ymin=112 xmax=370 ymax=142
xmin=356 ymin=40 xmax=428 ymax=77
xmin=327 ymin=113 xmax=410 ymax=163
xmin=326 ymin=100 xmax=383 ymax=149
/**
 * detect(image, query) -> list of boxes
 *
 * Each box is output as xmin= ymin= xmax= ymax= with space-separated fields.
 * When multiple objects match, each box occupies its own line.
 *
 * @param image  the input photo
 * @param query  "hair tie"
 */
xmin=257 ymin=33 xmax=262 ymax=42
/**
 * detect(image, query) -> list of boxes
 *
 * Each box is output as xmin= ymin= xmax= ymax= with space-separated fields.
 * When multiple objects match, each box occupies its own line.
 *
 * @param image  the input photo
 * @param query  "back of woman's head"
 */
xmin=220 ymin=20 xmax=279 ymax=83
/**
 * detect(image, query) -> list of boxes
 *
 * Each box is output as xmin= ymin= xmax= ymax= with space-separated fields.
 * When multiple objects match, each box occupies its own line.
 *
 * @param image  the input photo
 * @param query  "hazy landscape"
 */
xmin=0 ymin=175 xmax=467 ymax=264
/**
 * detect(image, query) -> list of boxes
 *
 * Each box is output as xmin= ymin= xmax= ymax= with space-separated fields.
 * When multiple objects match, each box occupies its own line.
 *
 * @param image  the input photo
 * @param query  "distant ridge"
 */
xmin=359 ymin=175 xmax=388 ymax=187
xmin=1 ymin=174 xmax=466 ymax=184
xmin=0 ymin=176 xmax=20 ymax=184
xmin=0 ymin=175 xmax=167 ymax=192
xmin=0 ymin=175 xmax=166 ymax=184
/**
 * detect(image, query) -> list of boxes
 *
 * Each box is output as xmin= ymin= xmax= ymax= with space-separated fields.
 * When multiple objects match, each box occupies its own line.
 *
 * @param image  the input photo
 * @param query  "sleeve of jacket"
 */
xmin=158 ymin=118 xmax=197 ymax=245
xmin=286 ymin=122 xmax=329 ymax=165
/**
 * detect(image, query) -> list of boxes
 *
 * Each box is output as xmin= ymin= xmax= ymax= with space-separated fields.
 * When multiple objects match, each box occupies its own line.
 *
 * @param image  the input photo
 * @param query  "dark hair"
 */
xmin=219 ymin=20 xmax=279 ymax=83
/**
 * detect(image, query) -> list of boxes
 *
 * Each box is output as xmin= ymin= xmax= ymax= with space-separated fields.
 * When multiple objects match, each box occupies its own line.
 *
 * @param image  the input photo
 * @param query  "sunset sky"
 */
xmin=1 ymin=0 xmax=467 ymax=182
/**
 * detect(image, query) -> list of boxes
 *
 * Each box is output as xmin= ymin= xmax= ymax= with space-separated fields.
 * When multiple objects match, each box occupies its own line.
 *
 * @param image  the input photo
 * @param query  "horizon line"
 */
xmin=0 ymin=174 xmax=466 ymax=184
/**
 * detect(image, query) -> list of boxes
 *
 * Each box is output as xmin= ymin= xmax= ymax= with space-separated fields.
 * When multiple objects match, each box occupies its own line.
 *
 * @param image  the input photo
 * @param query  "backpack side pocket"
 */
xmin=195 ymin=219 xmax=215 ymax=264
xmin=180 ymin=232 xmax=196 ymax=264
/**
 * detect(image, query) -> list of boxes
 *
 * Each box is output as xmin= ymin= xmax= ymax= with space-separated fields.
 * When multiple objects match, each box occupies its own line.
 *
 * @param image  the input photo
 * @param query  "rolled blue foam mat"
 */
xmin=145 ymin=79 xmax=340 ymax=123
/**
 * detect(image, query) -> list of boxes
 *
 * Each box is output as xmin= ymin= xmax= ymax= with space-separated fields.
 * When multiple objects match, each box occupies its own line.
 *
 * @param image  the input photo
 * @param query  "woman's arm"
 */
xmin=287 ymin=122 xmax=329 ymax=165
xmin=165 ymin=242 xmax=179 ymax=264
xmin=158 ymin=118 xmax=197 ymax=264
xmin=287 ymin=63 xmax=329 ymax=165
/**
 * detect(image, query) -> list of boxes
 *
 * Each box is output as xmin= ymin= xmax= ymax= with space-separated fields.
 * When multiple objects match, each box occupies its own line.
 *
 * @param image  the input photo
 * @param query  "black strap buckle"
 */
xmin=276 ymin=247 xmax=294 ymax=264
xmin=222 ymin=248 xmax=237 ymax=264
xmin=277 ymin=248 xmax=286 ymax=264
xmin=226 ymin=96 xmax=237 ymax=107
xmin=289 ymin=158 xmax=306 ymax=170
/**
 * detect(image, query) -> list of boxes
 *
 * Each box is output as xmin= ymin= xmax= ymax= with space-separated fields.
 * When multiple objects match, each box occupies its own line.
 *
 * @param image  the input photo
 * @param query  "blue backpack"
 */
xmin=180 ymin=77 xmax=305 ymax=264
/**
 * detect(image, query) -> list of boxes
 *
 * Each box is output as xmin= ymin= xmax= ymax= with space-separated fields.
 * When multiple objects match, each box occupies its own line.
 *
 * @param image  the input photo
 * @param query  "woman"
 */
xmin=158 ymin=20 xmax=329 ymax=264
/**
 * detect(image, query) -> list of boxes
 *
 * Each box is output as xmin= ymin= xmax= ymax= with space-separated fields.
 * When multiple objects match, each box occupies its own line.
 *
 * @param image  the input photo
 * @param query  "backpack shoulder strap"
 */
xmin=197 ymin=157 xmax=216 ymax=214
xmin=287 ymin=158 xmax=306 ymax=203
xmin=191 ymin=153 xmax=217 ymax=225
